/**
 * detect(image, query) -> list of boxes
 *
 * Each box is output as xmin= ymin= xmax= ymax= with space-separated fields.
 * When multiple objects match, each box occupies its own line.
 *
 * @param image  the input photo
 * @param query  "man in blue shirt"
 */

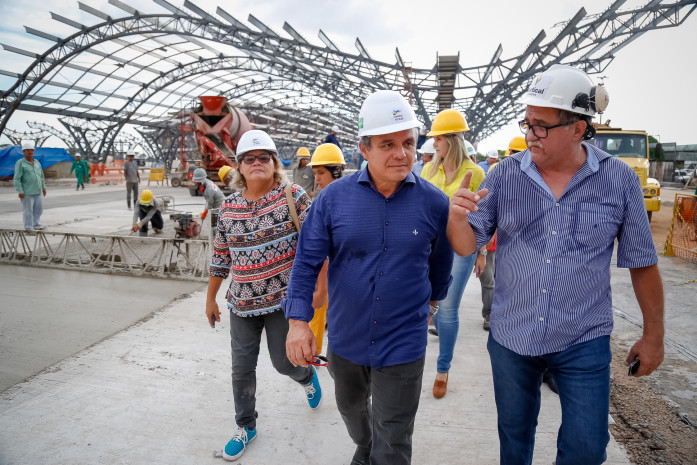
xmin=324 ymin=125 xmax=343 ymax=149
xmin=447 ymin=65 xmax=664 ymax=465
xmin=477 ymin=149 xmax=498 ymax=174
xmin=283 ymin=90 xmax=453 ymax=465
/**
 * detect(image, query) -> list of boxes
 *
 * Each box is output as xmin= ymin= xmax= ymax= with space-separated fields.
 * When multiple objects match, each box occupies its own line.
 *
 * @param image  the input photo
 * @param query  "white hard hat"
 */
xmin=419 ymin=138 xmax=436 ymax=155
xmin=464 ymin=140 xmax=476 ymax=157
xmin=331 ymin=125 xmax=340 ymax=133
xmin=519 ymin=64 xmax=609 ymax=117
xmin=486 ymin=149 xmax=499 ymax=159
xmin=127 ymin=151 xmax=135 ymax=157
xmin=21 ymin=140 xmax=35 ymax=151
xmin=236 ymin=129 xmax=277 ymax=158
xmin=358 ymin=90 xmax=420 ymax=137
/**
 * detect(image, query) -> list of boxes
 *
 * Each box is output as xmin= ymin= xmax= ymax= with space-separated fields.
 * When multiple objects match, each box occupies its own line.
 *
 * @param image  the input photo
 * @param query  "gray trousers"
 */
xmin=327 ymin=348 xmax=425 ymax=465
xmin=126 ymin=182 xmax=138 ymax=207
xmin=20 ymin=194 xmax=43 ymax=229
xmin=229 ymin=309 xmax=313 ymax=430
xmin=480 ymin=251 xmax=496 ymax=319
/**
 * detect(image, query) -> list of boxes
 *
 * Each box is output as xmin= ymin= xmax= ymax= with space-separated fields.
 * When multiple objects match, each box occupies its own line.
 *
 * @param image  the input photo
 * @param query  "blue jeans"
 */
xmin=432 ymin=252 xmax=476 ymax=373
xmin=20 ymin=194 xmax=43 ymax=229
xmin=487 ymin=334 xmax=611 ymax=465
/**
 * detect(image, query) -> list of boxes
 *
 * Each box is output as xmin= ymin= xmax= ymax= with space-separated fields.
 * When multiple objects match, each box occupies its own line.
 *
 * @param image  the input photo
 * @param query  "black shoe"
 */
xmin=543 ymin=370 xmax=558 ymax=394
xmin=428 ymin=328 xmax=439 ymax=337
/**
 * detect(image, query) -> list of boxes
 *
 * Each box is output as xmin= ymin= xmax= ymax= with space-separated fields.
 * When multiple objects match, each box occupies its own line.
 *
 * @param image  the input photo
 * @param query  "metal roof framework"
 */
xmin=0 ymin=0 xmax=695 ymax=163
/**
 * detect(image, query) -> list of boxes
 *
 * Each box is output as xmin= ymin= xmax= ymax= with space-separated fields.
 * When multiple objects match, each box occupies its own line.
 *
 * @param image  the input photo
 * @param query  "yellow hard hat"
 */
xmin=427 ymin=109 xmax=469 ymax=136
xmin=308 ymin=143 xmax=346 ymax=166
xmin=218 ymin=165 xmax=234 ymax=182
xmin=140 ymin=189 xmax=154 ymax=205
xmin=508 ymin=136 xmax=527 ymax=154
xmin=296 ymin=146 xmax=311 ymax=157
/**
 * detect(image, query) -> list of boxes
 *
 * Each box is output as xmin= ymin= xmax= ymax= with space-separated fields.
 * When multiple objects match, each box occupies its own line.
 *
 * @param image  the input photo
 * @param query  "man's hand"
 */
xmin=449 ymin=171 xmax=488 ymax=223
xmin=205 ymin=299 xmax=221 ymax=328
xmin=131 ymin=225 xmax=139 ymax=232
xmin=18 ymin=193 xmax=24 ymax=199
xmin=42 ymin=189 xmax=46 ymax=197
xmin=286 ymin=319 xmax=317 ymax=367
xmin=474 ymin=253 xmax=486 ymax=278
xmin=626 ymin=334 xmax=664 ymax=377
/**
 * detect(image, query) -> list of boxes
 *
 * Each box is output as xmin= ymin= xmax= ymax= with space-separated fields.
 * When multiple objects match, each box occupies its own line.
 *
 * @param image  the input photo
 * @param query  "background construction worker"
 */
xmin=305 ymin=143 xmax=347 ymax=355
xmin=192 ymin=167 xmax=225 ymax=226
xmin=448 ymin=64 xmax=663 ymax=465
xmin=131 ymin=189 xmax=163 ymax=237
xmin=284 ymin=90 xmax=454 ymax=465
xmin=324 ymin=125 xmax=343 ymax=149
xmin=478 ymin=149 xmax=499 ymax=173
xmin=70 ymin=153 xmax=90 ymax=190
xmin=506 ymin=136 xmax=527 ymax=156
xmin=293 ymin=147 xmax=315 ymax=196
xmin=218 ymin=165 xmax=234 ymax=187
xmin=412 ymin=138 xmax=435 ymax=176
xmin=14 ymin=140 xmax=46 ymax=231
xmin=123 ymin=151 xmax=140 ymax=210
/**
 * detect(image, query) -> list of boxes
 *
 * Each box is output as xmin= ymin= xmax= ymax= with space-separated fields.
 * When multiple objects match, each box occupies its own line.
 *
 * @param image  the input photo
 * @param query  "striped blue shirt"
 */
xmin=468 ymin=143 xmax=657 ymax=356
xmin=282 ymin=169 xmax=454 ymax=368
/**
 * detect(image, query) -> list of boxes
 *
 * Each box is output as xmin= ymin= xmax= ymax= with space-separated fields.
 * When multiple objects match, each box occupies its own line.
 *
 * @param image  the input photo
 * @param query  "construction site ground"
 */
xmin=0 ymin=179 xmax=696 ymax=464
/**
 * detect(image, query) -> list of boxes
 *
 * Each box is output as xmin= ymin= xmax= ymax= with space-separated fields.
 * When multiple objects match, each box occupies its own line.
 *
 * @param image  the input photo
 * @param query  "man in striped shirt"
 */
xmin=448 ymin=65 xmax=664 ymax=465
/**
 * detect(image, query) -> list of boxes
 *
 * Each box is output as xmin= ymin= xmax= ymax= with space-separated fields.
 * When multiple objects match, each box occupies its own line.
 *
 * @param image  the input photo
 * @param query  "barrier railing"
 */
xmin=664 ymin=193 xmax=697 ymax=265
xmin=0 ymin=229 xmax=209 ymax=281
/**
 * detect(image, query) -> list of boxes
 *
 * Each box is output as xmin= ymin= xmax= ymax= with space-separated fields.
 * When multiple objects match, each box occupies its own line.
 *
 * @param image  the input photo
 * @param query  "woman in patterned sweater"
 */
xmin=205 ymin=130 xmax=322 ymax=462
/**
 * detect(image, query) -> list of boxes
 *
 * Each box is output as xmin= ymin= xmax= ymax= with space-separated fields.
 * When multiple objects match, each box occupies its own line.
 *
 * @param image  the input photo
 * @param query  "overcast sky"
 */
xmin=1 ymin=0 xmax=695 ymax=152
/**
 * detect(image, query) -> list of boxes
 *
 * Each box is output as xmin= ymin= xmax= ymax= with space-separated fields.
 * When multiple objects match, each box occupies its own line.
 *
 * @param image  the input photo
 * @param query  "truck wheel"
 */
xmin=171 ymin=177 xmax=181 ymax=187
xmin=189 ymin=188 xmax=199 ymax=197
xmin=647 ymin=211 xmax=652 ymax=223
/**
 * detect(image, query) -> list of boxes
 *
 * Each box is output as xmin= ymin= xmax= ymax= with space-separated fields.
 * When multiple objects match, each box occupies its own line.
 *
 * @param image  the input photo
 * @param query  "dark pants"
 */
xmin=229 ymin=310 xmax=313 ymax=430
xmin=327 ymin=348 xmax=425 ymax=465
xmin=487 ymin=334 xmax=611 ymax=465
xmin=126 ymin=182 xmax=138 ymax=207
xmin=138 ymin=209 xmax=163 ymax=235
xmin=480 ymin=251 xmax=496 ymax=319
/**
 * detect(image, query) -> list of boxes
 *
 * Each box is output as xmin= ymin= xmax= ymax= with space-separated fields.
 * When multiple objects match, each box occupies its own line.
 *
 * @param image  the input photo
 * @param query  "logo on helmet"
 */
xmin=528 ymin=76 xmax=553 ymax=96
xmin=252 ymin=138 xmax=260 ymax=145
xmin=359 ymin=117 xmax=364 ymax=129
xmin=392 ymin=109 xmax=403 ymax=121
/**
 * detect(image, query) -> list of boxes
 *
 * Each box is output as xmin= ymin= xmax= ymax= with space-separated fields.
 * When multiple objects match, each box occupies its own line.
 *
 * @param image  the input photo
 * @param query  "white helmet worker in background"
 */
xmin=464 ymin=140 xmax=477 ymax=162
xmin=284 ymin=89 xmax=455 ymax=465
xmin=449 ymin=65 xmax=663 ymax=465
xmin=477 ymin=149 xmax=499 ymax=174
xmin=412 ymin=138 xmax=435 ymax=176
xmin=324 ymin=124 xmax=343 ymax=150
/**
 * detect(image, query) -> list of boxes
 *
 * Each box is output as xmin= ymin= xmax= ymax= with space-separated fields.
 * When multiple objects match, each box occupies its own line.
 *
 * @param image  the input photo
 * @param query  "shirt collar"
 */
xmin=357 ymin=167 xmax=416 ymax=196
xmin=518 ymin=142 xmax=604 ymax=173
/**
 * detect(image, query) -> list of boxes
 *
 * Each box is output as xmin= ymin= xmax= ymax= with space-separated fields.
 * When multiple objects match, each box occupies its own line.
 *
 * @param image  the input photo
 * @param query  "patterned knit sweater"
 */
xmin=210 ymin=181 xmax=311 ymax=316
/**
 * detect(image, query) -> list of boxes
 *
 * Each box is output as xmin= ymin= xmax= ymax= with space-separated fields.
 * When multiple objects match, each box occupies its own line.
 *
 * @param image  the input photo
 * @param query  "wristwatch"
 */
xmin=478 ymin=249 xmax=488 ymax=256
xmin=429 ymin=304 xmax=439 ymax=316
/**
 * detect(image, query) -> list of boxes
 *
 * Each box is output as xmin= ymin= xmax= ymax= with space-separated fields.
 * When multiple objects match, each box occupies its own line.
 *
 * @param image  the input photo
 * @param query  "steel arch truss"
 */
xmin=0 ymin=0 xmax=695 ymax=158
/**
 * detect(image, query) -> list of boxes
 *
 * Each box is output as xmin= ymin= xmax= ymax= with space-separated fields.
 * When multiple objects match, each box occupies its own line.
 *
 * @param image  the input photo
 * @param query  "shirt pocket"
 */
xmin=573 ymin=203 xmax=621 ymax=248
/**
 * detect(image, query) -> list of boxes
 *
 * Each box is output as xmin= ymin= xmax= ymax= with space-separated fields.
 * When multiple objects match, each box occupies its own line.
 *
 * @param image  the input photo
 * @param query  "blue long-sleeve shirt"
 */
xmin=324 ymin=133 xmax=342 ymax=149
xmin=282 ymin=169 xmax=453 ymax=368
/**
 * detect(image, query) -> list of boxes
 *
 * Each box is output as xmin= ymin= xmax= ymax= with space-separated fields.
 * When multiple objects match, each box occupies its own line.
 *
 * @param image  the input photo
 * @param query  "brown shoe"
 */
xmin=433 ymin=373 xmax=448 ymax=399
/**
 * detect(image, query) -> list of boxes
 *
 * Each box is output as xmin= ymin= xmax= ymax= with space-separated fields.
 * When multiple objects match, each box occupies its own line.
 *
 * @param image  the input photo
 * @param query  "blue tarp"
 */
xmin=0 ymin=146 xmax=73 ymax=178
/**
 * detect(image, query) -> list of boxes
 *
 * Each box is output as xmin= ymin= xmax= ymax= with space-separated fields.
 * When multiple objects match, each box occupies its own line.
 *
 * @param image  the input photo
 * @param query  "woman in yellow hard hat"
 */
xmin=421 ymin=108 xmax=486 ymax=399
xmin=304 ymin=143 xmax=346 ymax=354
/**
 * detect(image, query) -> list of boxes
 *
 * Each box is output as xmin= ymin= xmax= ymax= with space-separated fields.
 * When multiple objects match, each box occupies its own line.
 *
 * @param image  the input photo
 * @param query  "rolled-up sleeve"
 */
xmin=282 ymin=194 xmax=330 ymax=322
xmin=429 ymin=200 xmax=454 ymax=301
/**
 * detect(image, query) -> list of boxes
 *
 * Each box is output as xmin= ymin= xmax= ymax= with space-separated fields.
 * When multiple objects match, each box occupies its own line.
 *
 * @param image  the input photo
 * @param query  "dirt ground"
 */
xmin=608 ymin=193 xmax=697 ymax=465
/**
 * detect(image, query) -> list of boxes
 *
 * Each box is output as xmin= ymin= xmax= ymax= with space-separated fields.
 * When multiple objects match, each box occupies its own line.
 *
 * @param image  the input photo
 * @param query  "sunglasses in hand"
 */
xmin=308 ymin=355 xmax=329 ymax=367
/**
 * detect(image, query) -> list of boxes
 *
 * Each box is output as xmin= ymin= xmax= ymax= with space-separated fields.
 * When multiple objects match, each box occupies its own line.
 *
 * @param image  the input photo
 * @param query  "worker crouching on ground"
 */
xmin=131 ymin=189 xmax=163 ymax=237
xmin=192 ymin=167 xmax=225 ymax=226
xmin=283 ymin=90 xmax=453 ymax=465
xmin=447 ymin=64 xmax=664 ymax=465
xmin=206 ymin=129 xmax=322 ymax=462
xmin=305 ymin=143 xmax=346 ymax=354
xmin=420 ymin=108 xmax=485 ymax=399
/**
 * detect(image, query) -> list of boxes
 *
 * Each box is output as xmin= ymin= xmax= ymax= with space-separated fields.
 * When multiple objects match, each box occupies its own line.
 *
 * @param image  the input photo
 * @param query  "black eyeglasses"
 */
xmin=240 ymin=153 xmax=272 ymax=165
xmin=518 ymin=120 xmax=575 ymax=139
xmin=308 ymin=355 xmax=330 ymax=367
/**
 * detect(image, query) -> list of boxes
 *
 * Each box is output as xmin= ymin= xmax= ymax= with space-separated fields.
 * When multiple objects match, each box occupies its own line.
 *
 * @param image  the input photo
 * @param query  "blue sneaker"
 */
xmin=223 ymin=426 xmax=257 ymax=461
xmin=303 ymin=365 xmax=322 ymax=409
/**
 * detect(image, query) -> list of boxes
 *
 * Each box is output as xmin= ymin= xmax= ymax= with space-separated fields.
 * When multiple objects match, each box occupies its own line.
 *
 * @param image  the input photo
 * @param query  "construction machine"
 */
xmin=589 ymin=124 xmax=661 ymax=222
xmin=170 ymin=96 xmax=252 ymax=195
